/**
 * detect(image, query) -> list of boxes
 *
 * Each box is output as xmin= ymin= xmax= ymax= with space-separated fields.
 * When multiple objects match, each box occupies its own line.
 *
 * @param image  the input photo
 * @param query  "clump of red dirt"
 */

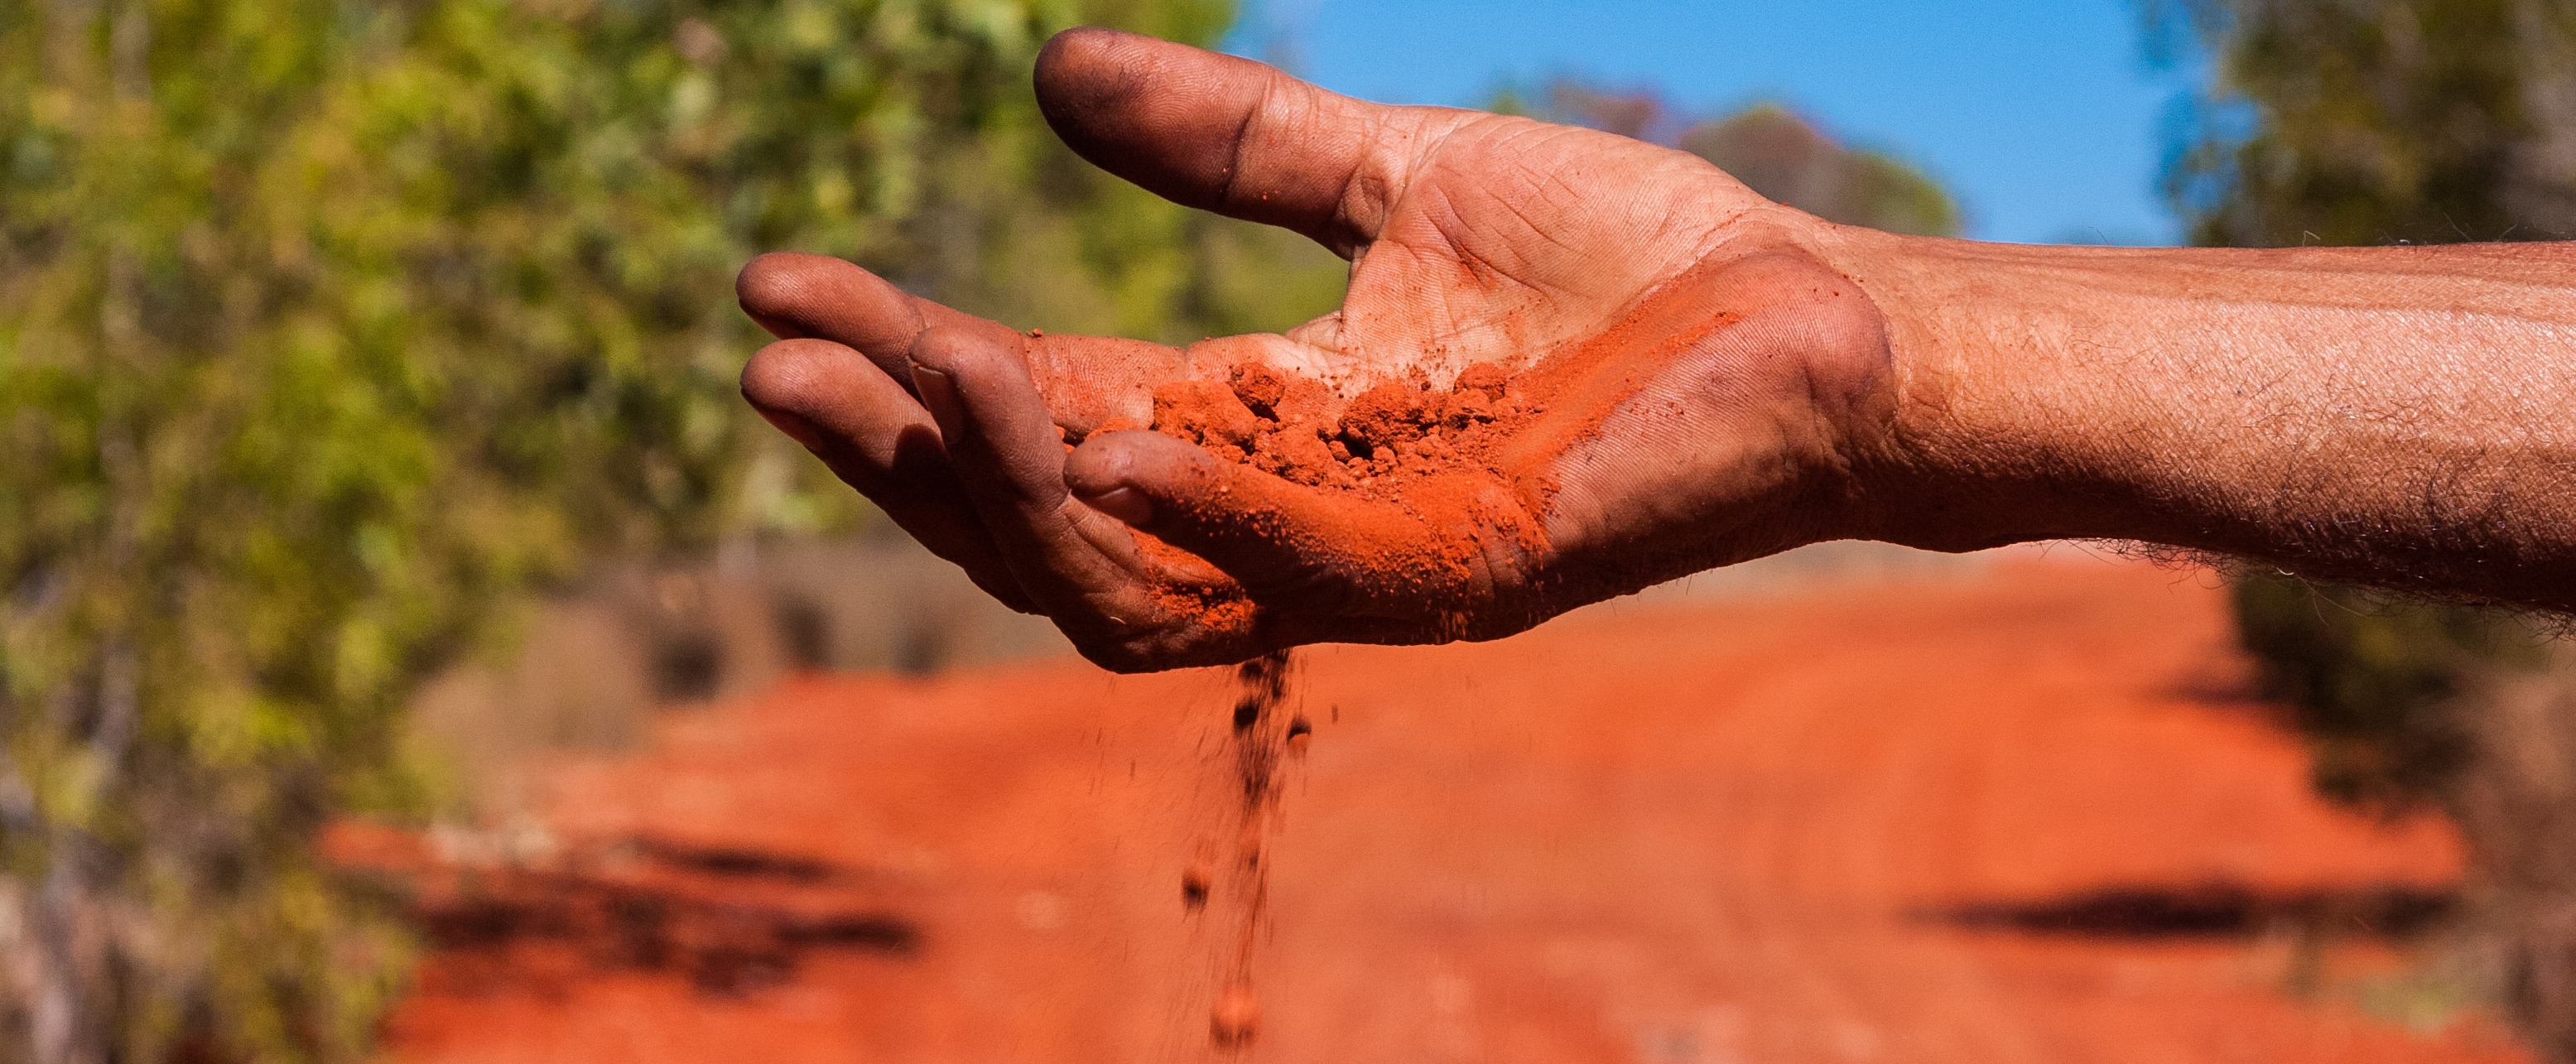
xmin=1114 ymin=361 xmax=1559 ymax=635
xmin=1091 ymin=362 xmax=1536 ymax=495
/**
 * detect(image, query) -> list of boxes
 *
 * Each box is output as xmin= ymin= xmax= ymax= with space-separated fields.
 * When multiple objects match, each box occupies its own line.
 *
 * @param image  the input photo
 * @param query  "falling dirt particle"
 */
xmin=1285 ymin=715 xmax=1312 ymax=757
xmin=1211 ymin=983 xmax=1261 ymax=1048
xmin=1182 ymin=861 xmax=1211 ymax=911
xmin=1028 ymin=328 xmax=1044 ymax=338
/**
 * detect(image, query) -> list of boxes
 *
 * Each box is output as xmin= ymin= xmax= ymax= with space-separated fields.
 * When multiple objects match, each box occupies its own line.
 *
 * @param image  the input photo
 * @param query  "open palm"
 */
xmin=739 ymin=29 xmax=1901 ymax=671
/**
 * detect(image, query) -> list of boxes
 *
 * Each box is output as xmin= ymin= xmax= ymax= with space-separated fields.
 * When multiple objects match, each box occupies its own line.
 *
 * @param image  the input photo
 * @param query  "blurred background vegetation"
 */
xmin=1504 ymin=79 xmax=1962 ymax=238
xmin=0 ymin=0 xmax=1346 ymax=1059
xmin=6 ymin=0 xmax=2576 ymax=1060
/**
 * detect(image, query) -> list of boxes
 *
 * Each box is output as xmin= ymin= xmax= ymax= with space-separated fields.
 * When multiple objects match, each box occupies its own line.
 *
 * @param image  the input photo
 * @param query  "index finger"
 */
xmin=735 ymin=252 xmax=1187 ymax=431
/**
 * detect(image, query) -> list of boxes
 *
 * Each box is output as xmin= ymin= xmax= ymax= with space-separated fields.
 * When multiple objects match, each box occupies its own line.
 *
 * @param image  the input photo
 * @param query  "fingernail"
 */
xmin=910 ymin=363 xmax=961 ymax=426
xmin=754 ymin=407 xmax=826 ymax=450
xmin=1076 ymin=484 xmax=1154 ymax=526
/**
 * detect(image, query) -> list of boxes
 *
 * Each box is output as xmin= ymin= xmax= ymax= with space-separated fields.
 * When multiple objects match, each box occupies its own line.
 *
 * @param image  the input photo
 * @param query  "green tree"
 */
xmin=0 ymin=1 xmax=1337 ymax=1060
xmin=2155 ymin=2 xmax=2576 ymax=1058
xmin=2155 ymin=0 xmax=2576 ymax=248
xmin=1524 ymin=81 xmax=1962 ymax=237
xmin=1678 ymin=104 xmax=1961 ymax=238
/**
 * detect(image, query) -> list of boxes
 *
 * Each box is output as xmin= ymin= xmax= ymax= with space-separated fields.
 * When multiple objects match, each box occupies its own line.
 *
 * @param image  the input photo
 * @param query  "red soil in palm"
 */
xmin=364 ymin=556 xmax=2535 ymax=1063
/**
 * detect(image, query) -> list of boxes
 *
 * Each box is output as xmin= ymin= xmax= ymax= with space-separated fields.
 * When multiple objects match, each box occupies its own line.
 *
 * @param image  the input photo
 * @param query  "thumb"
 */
xmin=1034 ymin=27 xmax=1438 ymax=256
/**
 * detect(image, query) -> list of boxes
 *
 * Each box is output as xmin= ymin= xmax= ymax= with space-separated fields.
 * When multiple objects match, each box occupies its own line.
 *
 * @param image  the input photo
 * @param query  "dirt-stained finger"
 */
xmin=905 ymin=326 xmax=1150 ymax=623
xmin=740 ymin=338 xmax=1037 ymax=614
xmin=1064 ymin=430 xmax=1543 ymax=627
xmin=737 ymin=253 xmax=1187 ymax=429
xmin=736 ymin=253 xmax=1023 ymax=385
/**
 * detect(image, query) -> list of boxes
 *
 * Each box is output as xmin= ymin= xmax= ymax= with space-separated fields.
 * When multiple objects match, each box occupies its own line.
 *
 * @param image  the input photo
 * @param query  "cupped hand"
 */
xmin=736 ymin=28 xmax=1906 ymax=672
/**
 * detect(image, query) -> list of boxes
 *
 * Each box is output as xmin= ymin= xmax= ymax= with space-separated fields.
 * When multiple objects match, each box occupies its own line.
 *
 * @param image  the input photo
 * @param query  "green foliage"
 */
xmin=1520 ymin=83 xmax=1962 ymax=237
xmin=2152 ymin=0 xmax=2576 ymax=247
xmin=2231 ymin=578 xmax=2541 ymax=809
xmin=0 ymin=0 xmax=1336 ymax=1060
xmin=1678 ymin=104 xmax=1961 ymax=238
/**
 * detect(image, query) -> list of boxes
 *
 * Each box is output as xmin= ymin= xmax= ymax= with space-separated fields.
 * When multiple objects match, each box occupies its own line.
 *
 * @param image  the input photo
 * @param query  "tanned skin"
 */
xmin=734 ymin=28 xmax=2576 ymax=672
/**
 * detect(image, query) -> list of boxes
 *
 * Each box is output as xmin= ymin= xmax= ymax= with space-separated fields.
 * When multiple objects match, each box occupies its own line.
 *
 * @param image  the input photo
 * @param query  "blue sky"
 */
xmin=1225 ymin=1 xmax=2199 ymax=246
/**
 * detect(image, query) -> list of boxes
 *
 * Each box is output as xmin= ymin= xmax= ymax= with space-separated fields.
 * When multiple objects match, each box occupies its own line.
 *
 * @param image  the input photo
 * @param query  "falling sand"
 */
xmin=1200 ymin=650 xmax=1303 ymax=1052
xmin=1127 ymin=362 xmax=1539 ymax=1052
xmin=1117 ymin=258 xmax=1839 ymax=1049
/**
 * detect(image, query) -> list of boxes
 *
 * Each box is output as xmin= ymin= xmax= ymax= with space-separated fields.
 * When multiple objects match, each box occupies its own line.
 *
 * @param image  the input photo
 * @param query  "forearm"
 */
xmin=1832 ymin=233 xmax=2576 ymax=610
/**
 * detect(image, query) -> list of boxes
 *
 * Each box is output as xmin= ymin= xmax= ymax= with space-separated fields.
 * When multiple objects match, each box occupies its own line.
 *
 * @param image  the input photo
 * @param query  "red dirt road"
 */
xmin=380 ymin=556 xmax=2532 ymax=1063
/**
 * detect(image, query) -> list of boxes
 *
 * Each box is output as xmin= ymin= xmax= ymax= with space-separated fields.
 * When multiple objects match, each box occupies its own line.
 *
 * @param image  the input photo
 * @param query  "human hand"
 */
xmin=737 ymin=28 xmax=1909 ymax=671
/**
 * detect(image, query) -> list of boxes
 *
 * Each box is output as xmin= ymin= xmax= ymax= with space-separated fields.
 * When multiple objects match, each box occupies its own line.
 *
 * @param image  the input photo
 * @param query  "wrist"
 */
xmin=1801 ymin=228 xmax=2138 ymax=555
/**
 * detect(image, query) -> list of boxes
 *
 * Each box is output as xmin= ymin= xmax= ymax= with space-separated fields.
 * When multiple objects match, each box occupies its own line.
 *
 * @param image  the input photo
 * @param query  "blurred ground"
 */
xmin=352 ymin=551 xmax=2533 ymax=1063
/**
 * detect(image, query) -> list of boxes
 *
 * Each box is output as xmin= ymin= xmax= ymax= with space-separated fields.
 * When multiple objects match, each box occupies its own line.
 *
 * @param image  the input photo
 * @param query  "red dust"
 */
xmin=1110 ymin=360 xmax=1553 ymax=635
xmin=1129 ymin=361 xmax=1534 ymax=494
